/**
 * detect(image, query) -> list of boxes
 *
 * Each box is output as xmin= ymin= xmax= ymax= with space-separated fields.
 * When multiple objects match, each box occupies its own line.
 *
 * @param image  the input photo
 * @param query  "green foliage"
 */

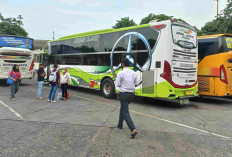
xmin=140 ymin=13 xmax=186 ymax=25
xmin=112 ymin=17 xmax=137 ymax=29
xmin=0 ymin=13 xmax=28 ymax=37
xmin=199 ymin=0 xmax=232 ymax=36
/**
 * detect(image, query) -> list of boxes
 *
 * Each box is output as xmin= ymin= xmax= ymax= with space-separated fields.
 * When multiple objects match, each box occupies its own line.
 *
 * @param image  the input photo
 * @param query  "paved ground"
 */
xmin=0 ymin=78 xmax=232 ymax=157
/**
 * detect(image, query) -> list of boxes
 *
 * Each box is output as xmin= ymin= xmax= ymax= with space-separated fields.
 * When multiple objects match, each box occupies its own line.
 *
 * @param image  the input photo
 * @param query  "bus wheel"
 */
xmin=101 ymin=78 xmax=115 ymax=99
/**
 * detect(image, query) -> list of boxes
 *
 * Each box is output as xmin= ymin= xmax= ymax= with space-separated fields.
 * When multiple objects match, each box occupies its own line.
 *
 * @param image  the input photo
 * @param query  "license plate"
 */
xmin=3 ymin=67 xmax=10 ymax=71
xmin=185 ymin=91 xmax=192 ymax=95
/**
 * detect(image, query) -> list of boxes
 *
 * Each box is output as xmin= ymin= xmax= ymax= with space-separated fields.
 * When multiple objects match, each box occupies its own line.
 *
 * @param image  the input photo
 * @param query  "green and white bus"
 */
xmin=43 ymin=20 xmax=198 ymax=104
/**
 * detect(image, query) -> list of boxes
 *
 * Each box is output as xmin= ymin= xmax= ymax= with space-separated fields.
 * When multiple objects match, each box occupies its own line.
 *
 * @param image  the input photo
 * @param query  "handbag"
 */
xmin=57 ymin=88 xmax=62 ymax=100
xmin=7 ymin=71 xmax=15 ymax=85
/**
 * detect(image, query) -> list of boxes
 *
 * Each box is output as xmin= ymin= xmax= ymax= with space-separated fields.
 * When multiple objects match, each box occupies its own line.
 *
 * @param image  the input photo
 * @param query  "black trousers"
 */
xmin=61 ymin=83 xmax=68 ymax=98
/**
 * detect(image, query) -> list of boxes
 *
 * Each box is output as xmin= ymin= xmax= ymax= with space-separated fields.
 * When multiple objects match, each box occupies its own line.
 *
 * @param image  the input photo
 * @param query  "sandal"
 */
xmin=130 ymin=130 xmax=138 ymax=139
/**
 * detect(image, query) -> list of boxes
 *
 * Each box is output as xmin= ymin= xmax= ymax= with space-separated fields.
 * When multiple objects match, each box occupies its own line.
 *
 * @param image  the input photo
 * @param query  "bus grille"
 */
xmin=198 ymin=77 xmax=210 ymax=92
xmin=173 ymin=49 xmax=197 ymax=62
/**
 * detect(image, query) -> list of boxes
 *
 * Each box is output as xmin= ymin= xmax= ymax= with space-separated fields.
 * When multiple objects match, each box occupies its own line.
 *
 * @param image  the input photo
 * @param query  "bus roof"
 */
xmin=198 ymin=34 xmax=232 ymax=38
xmin=49 ymin=24 xmax=151 ymax=42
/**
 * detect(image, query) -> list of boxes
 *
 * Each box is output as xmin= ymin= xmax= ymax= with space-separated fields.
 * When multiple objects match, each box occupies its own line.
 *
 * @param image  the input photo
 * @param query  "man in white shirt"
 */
xmin=115 ymin=58 xmax=139 ymax=138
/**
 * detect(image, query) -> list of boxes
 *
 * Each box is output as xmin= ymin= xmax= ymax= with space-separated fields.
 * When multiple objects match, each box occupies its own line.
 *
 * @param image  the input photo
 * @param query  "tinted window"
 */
xmin=70 ymin=35 xmax=101 ymax=53
xmin=50 ymin=41 xmax=61 ymax=54
xmin=137 ymin=52 xmax=148 ymax=67
xmin=50 ymin=27 xmax=158 ymax=54
xmin=114 ymin=32 xmax=127 ymax=51
xmin=49 ymin=54 xmax=111 ymax=66
xmin=60 ymin=39 xmax=71 ymax=54
xmin=101 ymin=33 xmax=115 ymax=52
xmin=98 ymin=54 xmax=110 ymax=66
xmin=71 ymin=37 xmax=85 ymax=53
xmin=137 ymin=27 xmax=159 ymax=50
xmin=198 ymin=38 xmax=218 ymax=59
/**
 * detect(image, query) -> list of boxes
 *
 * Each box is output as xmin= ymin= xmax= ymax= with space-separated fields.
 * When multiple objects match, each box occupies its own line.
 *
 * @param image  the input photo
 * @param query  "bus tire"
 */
xmin=101 ymin=78 xmax=115 ymax=99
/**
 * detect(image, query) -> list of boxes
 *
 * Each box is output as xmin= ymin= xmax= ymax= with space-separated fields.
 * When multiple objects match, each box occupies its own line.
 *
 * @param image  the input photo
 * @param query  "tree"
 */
xmin=139 ymin=13 xmax=186 ymax=25
xmin=112 ymin=17 xmax=137 ymax=29
xmin=0 ymin=13 xmax=28 ymax=37
xmin=199 ymin=0 xmax=232 ymax=35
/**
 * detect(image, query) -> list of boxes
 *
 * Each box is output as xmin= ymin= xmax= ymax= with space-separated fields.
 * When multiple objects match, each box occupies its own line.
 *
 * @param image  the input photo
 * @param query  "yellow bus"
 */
xmin=198 ymin=34 xmax=232 ymax=96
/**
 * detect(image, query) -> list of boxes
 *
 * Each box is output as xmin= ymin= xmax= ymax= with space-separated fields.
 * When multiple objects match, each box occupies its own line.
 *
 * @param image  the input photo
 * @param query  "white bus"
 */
xmin=0 ymin=35 xmax=34 ymax=79
xmin=44 ymin=20 xmax=198 ymax=104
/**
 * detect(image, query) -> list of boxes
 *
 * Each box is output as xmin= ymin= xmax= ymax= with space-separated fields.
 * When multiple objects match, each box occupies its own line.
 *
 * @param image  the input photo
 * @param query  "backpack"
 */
xmin=49 ymin=70 xmax=57 ymax=84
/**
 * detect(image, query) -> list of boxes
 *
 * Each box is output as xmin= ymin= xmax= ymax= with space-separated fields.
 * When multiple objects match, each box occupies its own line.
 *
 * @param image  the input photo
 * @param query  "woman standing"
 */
xmin=60 ymin=68 xmax=71 ymax=100
xmin=8 ymin=64 xmax=22 ymax=101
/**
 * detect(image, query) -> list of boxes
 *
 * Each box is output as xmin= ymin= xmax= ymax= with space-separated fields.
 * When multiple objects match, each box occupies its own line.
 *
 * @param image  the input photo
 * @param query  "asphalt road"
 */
xmin=0 ymin=78 xmax=232 ymax=157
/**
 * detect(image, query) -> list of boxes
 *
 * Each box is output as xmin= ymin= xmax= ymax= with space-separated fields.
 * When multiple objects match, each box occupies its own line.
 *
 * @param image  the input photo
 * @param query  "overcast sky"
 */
xmin=0 ymin=0 xmax=228 ymax=40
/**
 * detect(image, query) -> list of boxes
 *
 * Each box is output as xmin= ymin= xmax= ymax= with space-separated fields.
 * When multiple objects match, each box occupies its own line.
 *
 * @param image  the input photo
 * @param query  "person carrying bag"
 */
xmin=48 ymin=64 xmax=60 ymax=103
xmin=8 ymin=64 xmax=22 ymax=101
xmin=60 ymin=68 xmax=71 ymax=100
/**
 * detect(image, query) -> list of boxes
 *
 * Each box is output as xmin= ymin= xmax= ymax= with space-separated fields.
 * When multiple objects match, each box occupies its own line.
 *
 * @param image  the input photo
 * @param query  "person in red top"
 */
xmin=8 ymin=64 xmax=22 ymax=101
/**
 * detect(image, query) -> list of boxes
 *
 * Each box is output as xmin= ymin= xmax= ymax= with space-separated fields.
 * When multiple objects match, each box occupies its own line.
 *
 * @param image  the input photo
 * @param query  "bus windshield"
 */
xmin=0 ymin=35 xmax=33 ymax=50
xmin=198 ymin=38 xmax=218 ymax=59
xmin=172 ymin=24 xmax=197 ymax=49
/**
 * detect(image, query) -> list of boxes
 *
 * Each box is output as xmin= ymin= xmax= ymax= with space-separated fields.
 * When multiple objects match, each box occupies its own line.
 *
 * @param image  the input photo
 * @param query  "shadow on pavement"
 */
xmin=190 ymin=96 xmax=232 ymax=105
xmin=140 ymin=97 xmax=187 ymax=109
xmin=68 ymin=85 xmax=186 ymax=109
xmin=69 ymin=85 xmax=102 ymax=96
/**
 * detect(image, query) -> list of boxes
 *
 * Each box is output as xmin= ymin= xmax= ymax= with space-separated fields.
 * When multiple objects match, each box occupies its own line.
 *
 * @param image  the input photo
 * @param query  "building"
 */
xmin=34 ymin=40 xmax=49 ymax=69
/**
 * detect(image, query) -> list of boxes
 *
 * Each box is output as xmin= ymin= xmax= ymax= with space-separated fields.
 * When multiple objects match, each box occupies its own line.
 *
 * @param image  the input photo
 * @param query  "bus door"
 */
xmin=42 ymin=53 xmax=50 ymax=81
xmin=124 ymin=52 xmax=157 ymax=98
xmin=117 ymin=53 xmax=157 ymax=97
xmin=141 ymin=65 xmax=157 ymax=98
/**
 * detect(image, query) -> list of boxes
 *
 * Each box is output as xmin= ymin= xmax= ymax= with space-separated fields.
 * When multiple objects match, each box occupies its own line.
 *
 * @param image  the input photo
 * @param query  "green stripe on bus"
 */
xmin=49 ymin=24 xmax=151 ymax=42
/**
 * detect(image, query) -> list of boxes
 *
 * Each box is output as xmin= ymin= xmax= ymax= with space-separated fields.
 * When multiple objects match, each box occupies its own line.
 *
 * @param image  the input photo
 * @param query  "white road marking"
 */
xmin=72 ymin=94 xmax=232 ymax=140
xmin=0 ymin=100 xmax=23 ymax=119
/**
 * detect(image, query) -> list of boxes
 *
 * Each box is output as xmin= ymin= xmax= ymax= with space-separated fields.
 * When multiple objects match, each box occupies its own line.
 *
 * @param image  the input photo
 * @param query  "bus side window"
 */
xmin=137 ymin=27 xmax=159 ymax=50
xmin=60 ymin=39 xmax=72 ymax=54
xmin=101 ymin=33 xmax=115 ymax=52
xmin=50 ymin=41 xmax=60 ymax=55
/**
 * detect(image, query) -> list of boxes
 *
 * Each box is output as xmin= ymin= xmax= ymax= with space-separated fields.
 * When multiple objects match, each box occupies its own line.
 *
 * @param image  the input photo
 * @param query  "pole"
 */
xmin=53 ymin=30 xmax=55 ymax=40
xmin=217 ymin=0 xmax=219 ymax=18
xmin=17 ymin=15 xmax=23 ymax=26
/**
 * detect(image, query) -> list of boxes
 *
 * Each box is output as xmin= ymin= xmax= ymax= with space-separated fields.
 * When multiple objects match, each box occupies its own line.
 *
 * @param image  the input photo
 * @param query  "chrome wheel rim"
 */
xmin=103 ymin=82 xmax=111 ymax=95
